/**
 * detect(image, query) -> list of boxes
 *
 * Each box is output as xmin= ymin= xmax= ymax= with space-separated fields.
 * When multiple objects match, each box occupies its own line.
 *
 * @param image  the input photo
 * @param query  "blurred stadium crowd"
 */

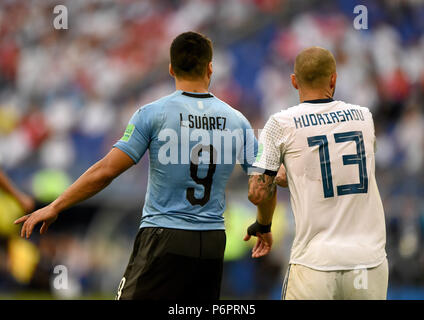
xmin=0 ymin=0 xmax=424 ymax=299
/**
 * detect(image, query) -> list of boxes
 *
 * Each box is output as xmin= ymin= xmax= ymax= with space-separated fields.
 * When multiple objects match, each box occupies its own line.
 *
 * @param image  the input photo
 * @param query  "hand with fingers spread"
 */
xmin=14 ymin=205 xmax=58 ymax=239
xmin=243 ymin=220 xmax=273 ymax=258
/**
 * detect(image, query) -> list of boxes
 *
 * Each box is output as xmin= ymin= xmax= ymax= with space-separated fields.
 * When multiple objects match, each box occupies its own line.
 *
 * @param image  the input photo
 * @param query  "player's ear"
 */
xmin=207 ymin=61 xmax=213 ymax=78
xmin=290 ymin=74 xmax=298 ymax=90
xmin=330 ymin=72 xmax=337 ymax=89
xmin=169 ymin=64 xmax=176 ymax=78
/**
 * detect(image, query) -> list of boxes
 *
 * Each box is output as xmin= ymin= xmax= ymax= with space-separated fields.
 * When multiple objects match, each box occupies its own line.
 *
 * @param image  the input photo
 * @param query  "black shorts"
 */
xmin=116 ymin=227 xmax=226 ymax=300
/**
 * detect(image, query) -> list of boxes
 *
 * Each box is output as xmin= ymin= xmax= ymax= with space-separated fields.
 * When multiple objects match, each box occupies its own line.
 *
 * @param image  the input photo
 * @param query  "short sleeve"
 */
xmin=253 ymin=115 xmax=285 ymax=174
xmin=113 ymin=106 xmax=153 ymax=164
xmin=237 ymin=114 xmax=258 ymax=173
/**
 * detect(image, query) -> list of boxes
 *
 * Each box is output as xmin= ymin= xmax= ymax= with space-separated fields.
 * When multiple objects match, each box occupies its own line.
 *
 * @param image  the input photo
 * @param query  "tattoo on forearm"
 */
xmin=249 ymin=174 xmax=276 ymax=201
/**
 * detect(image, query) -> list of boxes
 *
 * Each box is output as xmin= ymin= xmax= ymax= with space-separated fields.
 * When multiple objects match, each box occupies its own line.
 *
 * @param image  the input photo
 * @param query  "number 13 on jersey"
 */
xmin=307 ymin=131 xmax=368 ymax=198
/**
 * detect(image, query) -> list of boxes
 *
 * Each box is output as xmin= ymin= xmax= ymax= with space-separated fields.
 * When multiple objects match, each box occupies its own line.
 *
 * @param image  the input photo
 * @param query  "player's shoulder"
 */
xmin=335 ymin=100 xmax=374 ymax=120
xmin=336 ymin=100 xmax=371 ymax=112
xmin=139 ymin=92 xmax=178 ymax=112
xmin=212 ymin=94 xmax=250 ymax=125
xmin=267 ymin=103 xmax=303 ymax=126
xmin=132 ymin=91 xmax=179 ymax=121
xmin=212 ymin=94 xmax=239 ymax=113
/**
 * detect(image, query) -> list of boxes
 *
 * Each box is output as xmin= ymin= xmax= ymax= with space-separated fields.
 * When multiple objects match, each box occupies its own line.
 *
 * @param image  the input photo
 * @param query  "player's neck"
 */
xmin=298 ymin=88 xmax=333 ymax=103
xmin=175 ymin=78 xmax=210 ymax=94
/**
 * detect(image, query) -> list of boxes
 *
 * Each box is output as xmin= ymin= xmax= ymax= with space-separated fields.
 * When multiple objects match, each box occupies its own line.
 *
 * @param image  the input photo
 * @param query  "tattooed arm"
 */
xmin=244 ymin=114 xmax=286 ymax=257
xmin=244 ymin=173 xmax=277 ymax=258
xmin=247 ymin=174 xmax=277 ymax=225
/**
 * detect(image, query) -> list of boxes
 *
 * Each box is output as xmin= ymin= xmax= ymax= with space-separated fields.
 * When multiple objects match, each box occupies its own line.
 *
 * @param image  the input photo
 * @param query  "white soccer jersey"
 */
xmin=254 ymin=99 xmax=386 ymax=271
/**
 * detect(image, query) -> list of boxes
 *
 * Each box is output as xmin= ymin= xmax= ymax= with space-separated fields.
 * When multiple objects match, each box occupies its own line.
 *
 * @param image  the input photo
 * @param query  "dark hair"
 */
xmin=170 ymin=31 xmax=213 ymax=79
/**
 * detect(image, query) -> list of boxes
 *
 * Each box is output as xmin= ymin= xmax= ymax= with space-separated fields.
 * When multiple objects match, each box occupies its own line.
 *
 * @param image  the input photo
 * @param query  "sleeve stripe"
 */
xmin=263 ymin=169 xmax=278 ymax=176
xmin=249 ymin=166 xmax=278 ymax=176
xmin=113 ymin=144 xmax=140 ymax=164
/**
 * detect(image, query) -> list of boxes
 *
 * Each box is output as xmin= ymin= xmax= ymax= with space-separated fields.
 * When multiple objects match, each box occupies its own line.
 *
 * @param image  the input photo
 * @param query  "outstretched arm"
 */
xmin=0 ymin=169 xmax=34 ymax=213
xmin=14 ymin=147 xmax=134 ymax=238
xmin=244 ymin=173 xmax=277 ymax=258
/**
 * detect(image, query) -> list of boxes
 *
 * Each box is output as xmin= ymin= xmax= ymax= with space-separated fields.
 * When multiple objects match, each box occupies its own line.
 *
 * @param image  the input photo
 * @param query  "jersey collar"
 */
xmin=303 ymin=98 xmax=334 ymax=104
xmin=181 ymin=91 xmax=214 ymax=98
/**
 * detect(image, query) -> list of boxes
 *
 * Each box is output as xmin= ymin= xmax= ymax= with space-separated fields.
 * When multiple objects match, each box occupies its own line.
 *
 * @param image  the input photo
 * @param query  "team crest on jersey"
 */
xmin=121 ymin=124 xmax=135 ymax=142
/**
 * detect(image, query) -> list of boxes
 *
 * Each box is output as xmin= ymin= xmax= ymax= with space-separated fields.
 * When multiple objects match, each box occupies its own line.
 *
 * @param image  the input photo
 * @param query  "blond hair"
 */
xmin=294 ymin=47 xmax=336 ymax=88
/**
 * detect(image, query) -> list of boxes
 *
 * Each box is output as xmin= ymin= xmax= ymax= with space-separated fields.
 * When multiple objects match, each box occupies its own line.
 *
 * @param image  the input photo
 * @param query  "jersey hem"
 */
xmin=289 ymin=255 xmax=387 ymax=271
xmin=140 ymin=221 xmax=226 ymax=231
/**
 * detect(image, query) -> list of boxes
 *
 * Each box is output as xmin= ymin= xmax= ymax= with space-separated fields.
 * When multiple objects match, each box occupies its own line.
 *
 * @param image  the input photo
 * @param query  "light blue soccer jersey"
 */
xmin=113 ymin=90 xmax=257 ymax=230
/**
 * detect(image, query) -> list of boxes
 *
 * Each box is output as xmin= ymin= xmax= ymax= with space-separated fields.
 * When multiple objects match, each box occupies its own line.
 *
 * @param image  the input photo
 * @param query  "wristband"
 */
xmin=247 ymin=220 xmax=272 ymax=236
